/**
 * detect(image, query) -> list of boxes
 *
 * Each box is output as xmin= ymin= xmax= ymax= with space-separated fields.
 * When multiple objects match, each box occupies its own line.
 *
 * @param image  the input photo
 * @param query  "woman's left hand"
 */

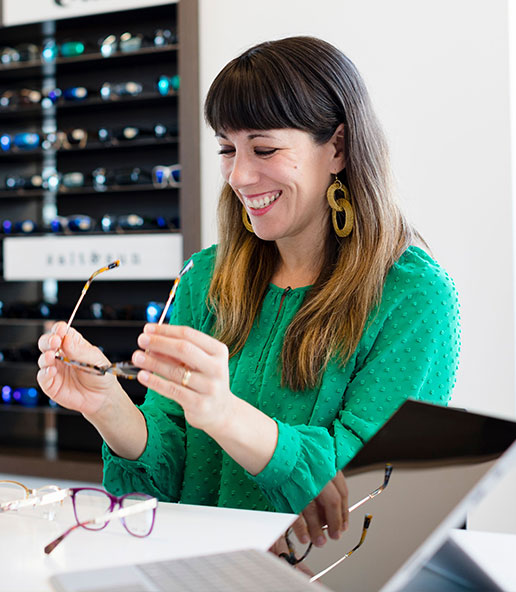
xmin=132 ymin=324 xmax=234 ymax=433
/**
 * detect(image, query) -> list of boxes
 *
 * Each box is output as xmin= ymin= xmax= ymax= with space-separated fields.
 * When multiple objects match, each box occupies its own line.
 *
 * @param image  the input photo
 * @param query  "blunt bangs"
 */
xmin=204 ymin=41 xmax=339 ymax=142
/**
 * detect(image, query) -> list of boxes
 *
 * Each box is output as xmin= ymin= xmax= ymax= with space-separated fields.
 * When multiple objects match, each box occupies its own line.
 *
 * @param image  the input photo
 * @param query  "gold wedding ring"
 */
xmin=181 ymin=367 xmax=192 ymax=387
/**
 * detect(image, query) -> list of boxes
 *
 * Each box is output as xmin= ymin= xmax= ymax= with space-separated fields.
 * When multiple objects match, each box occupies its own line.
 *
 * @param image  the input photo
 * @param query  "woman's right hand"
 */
xmin=37 ymin=321 xmax=118 ymax=417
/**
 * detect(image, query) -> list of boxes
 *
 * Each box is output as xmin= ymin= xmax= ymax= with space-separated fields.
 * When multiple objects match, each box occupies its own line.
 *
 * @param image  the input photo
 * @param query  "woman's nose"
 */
xmin=227 ymin=153 xmax=259 ymax=189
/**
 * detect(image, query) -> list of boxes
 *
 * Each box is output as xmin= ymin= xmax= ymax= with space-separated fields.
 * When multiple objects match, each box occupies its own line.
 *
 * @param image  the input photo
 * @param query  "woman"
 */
xmin=37 ymin=37 xmax=460 ymax=546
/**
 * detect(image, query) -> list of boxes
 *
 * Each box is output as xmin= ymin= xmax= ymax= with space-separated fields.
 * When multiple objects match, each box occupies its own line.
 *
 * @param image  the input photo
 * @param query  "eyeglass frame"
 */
xmin=0 ymin=479 xmax=61 ymax=513
xmin=279 ymin=464 xmax=392 ymax=573
xmin=45 ymin=493 xmax=157 ymax=554
xmin=54 ymin=259 xmax=194 ymax=379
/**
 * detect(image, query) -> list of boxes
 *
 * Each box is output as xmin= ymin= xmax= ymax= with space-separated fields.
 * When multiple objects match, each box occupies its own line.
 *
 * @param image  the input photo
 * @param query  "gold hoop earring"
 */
xmin=326 ymin=177 xmax=354 ymax=237
xmin=242 ymin=205 xmax=254 ymax=233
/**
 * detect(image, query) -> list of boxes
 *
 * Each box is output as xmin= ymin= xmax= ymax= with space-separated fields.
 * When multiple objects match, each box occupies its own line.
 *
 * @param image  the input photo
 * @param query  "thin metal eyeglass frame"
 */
xmin=280 ymin=464 xmax=392 ymax=568
xmin=44 ymin=492 xmax=158 ymax=554
xmin=0 ymin=479 xmax=62 ymax=513
xmin=55 ymin=259 xmax=193 ymax=379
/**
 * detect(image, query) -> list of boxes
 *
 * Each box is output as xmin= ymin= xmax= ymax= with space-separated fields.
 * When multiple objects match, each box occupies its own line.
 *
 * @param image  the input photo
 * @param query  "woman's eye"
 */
xmin=255 ymin=148 xmax=277 ymax=156
xmin=218 ymin=146 xmax=235 ymax=155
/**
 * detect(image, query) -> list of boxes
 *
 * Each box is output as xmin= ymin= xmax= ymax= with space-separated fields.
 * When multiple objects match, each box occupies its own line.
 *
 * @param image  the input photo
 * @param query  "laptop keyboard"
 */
xmin=137 ymin=549 xmax=325 ymax=592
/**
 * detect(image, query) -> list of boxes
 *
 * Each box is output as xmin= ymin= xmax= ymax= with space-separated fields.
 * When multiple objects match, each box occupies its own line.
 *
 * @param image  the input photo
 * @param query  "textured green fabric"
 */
xmin=103 ymin=245 xmax=460 ymax=514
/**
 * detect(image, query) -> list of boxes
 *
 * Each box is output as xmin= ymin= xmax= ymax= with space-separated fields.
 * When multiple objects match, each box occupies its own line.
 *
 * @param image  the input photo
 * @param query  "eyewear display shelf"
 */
xmin=0 ymin=1 xmax=201 ymax=482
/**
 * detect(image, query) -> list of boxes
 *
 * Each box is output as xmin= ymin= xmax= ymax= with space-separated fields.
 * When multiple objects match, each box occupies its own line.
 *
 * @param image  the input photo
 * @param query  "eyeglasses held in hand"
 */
xmin=55 ymin=259 xmax=194 ymax=379
xmin=280 ymin=464 xmax=392 ymax=572
xmin=44 ymin=488 xmax=158 ymax=554
xmin=0 ymin=479 xmax=62 ymax=520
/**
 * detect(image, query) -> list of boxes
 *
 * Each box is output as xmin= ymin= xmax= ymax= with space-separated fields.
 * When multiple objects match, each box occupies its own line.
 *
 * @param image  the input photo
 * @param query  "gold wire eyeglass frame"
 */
xmin=54 ymin=259 xmax=193 ymax=379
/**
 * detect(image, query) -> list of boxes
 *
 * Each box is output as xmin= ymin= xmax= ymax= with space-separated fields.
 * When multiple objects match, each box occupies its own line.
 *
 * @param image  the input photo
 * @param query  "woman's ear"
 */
xmin=330 ymin=123 xmax=346 ymax=172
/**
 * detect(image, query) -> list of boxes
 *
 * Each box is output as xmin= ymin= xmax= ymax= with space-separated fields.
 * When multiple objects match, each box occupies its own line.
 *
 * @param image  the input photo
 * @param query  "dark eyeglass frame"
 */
xmin=55 ymin=259 xmax=193 ymax=379
xmin=280 ymin=464 xmax=392 ymax=571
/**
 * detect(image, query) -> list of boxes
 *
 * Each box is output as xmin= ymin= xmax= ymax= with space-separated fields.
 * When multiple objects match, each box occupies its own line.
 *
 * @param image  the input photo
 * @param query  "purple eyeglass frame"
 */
xmin=69 ymin=486 xmax=157 ymax=537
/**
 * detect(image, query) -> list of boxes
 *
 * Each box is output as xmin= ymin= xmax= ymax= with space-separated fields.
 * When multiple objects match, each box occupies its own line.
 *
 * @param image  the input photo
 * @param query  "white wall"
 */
xmin=198 ymin=0 xmax=516 ymax=421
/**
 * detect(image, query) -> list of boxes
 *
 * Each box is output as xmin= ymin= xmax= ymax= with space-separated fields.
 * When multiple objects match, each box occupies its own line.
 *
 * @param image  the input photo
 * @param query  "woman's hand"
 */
xmin=293 ymin=472 xmax=349 ymax=547
xmin=37 ymin=321 xmax=118 ymax=416
xmin=132 ymin=323 xmax=235 ymax=434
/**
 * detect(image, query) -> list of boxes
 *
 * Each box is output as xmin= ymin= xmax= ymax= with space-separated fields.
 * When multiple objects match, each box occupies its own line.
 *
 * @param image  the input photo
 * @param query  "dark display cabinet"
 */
xmin=0 ymin=1 xmax=201 ymax=480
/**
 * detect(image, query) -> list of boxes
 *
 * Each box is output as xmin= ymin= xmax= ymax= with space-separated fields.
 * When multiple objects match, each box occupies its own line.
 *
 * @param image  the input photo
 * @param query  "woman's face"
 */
xmin=217 ymin=128 xmax=345 ymax=247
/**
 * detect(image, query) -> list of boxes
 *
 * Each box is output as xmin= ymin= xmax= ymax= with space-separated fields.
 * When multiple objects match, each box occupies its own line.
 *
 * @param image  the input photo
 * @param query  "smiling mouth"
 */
xmin=243 ymin=191 xmax=281 ymax=210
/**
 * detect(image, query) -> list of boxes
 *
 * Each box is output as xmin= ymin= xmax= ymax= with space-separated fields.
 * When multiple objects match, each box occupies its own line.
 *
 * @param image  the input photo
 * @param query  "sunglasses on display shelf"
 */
xmin=41 ymin=40 xmax=86 ymax=62
xmin=152 ymin=164 xmax=181 ymax=188
xmin=153 ymin=28 xmax=177 ymax=47
xmin=48 ymin=215 xmax=95 ymax=233
xmin=1 ymin=219 xmax=38 ymax=234
xmin=156 ymin=74 xmax=180 ymax=96
xmin=0 ymin=132 xmax=40 ymax=152
xmin=42 ymin=129 xmax=88 ymax=151
xmin=92 ymin=166 xmax=153 ymax=191
xmin=0 ymin=43 xmax=39 ymax=65
xmin=100 ymin=213 xmax=174 ymax=233
xmin=41 ymin=87 xmax=89 ymax=108
xmin=4 ymin=173 xmax=43 ymax=191
xmin=280 ymin=464 xmax=392 ymax=580
xmin=0 ymin=387 xmax=43 ymax=407
xmin=97 ymin=123 xmax=176 ymax=144
xmin=0 ymin=88 xmax=42 ymax=109
xmin=98 ymin=32 xmax=143 ymax=57
xmin=55 ymin=259 xmax=193 ymax=380
xmin=100 ymin=81 xmax=143 ymax=100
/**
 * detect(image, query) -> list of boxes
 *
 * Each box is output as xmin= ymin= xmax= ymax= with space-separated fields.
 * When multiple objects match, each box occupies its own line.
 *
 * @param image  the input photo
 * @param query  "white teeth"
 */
xmin=245 ymin=192 xmax=280 ymax=210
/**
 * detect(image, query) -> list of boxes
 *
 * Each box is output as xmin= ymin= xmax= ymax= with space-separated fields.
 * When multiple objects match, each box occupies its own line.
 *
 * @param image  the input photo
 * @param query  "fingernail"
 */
xmin=139 ymin=370 xmax=150 ymax=382
xmin=133 ymin=351 xmax=145 ymax=365
xmin=299 ymin=534 xmax=309 ymax=544
xmin=138 ymin=334 xmax=150 ymax=347
xmin=144 ymin=324 xmax=156 ymax=333
xmin=315 ymin=536 xmax=326 ymax=547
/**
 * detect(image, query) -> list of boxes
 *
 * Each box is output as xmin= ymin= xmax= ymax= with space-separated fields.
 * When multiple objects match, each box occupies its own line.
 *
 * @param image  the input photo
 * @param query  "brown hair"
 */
xmin=204 ymin=36 xmax=416 ymax=391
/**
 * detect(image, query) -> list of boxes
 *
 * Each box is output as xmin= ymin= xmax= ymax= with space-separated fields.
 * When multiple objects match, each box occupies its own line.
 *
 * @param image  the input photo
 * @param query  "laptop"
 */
xmin=50 ymin=400 xmax=516 ymax=592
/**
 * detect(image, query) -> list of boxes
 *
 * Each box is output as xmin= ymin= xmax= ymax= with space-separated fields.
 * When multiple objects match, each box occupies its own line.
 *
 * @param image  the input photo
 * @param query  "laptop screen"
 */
xmin=303 ymin=400 xmax=516 ymax=592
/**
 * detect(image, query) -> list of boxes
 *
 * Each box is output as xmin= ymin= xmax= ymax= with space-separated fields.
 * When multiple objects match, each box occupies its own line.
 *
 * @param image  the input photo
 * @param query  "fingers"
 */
xmin=291 ymin=515 xmax=310 ymax=545
xmin=38 ymin=321 xmax=67 ymax=353
xmin=333 ymin=471 xmax=349 ymax=531
xmin=132 ymin=350 xmax=205 ymax=393
xmin=316 ymin=480 xmax=344 ymax=539
xmin=142 ymin=324 xmax=228 ymax=359
xmin=301 ymin=500 xmax=327 ymax=547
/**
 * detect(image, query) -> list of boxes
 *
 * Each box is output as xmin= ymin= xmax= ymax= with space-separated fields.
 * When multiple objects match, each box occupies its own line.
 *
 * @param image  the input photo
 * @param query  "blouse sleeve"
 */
xmin=102 ymin=256 xmax=198 ymax=501
xmin=249 ymin=252 xmax=461 ymax=514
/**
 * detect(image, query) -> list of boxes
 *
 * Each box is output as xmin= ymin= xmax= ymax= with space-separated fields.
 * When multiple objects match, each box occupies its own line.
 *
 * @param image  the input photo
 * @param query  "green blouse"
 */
xmin=103 ymin=245 xmax=460 ymax=514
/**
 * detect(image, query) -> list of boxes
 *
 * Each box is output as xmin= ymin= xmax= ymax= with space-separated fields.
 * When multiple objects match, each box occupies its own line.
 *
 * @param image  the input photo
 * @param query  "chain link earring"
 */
xmin=326 ymin=176 xmax=354 ymax=237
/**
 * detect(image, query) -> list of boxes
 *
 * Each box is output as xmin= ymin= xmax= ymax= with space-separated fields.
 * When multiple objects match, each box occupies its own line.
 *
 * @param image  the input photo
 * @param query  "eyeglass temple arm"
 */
xmin=44 ymin=497 xmax=157 ymax=554
xmin=64 ymin=260 xmax=121 ymax=334
xmin=1 ymin=488 xmax=69 ymax=512
xmin=310 ymin=514 xmax=373 ymax=583
xmin=348 ymin=463 xmax=393 ymax=513
xmin=157 ymin=260 xmax=194 ymax=325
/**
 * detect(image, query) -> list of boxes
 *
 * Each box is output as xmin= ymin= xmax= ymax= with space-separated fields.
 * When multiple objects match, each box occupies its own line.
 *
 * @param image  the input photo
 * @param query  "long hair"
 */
xmin=204 ymin=36 xmax=416 ymax=391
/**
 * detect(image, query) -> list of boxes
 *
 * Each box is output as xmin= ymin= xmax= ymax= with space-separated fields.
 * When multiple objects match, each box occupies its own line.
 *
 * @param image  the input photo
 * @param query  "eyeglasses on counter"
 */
xmin=0 ymin=481 xmax=158 ymax=553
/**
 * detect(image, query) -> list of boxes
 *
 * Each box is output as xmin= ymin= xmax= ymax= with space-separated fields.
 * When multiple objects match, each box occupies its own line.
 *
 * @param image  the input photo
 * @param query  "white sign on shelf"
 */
xmin=3 ymin=0 xmax=175 ymax=26
xmin=3 ymin=233 xmax=183 ymax=281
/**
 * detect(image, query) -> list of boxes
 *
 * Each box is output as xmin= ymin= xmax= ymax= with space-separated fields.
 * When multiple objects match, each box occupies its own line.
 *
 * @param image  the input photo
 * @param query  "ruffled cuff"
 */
xmin=102 ymin=405 xmax=185 ymax=501
xmin=248 ymin=419 xmax=336 ymax=514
